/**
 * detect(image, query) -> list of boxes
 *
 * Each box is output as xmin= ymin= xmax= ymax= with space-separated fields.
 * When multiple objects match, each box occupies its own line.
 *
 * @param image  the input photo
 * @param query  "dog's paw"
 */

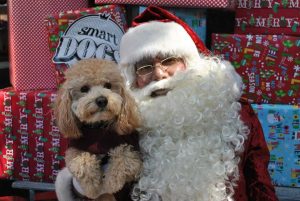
xmin=103 ymin=144 xmax=142 ymax=194
xmin=102 ymin=172 xmax=126 ymax=194
xmin=110 ymin=144 xmax=142 ymax=181
xmin=68 ymin=152 xmax=102 ymax=179
xmin=68 ymin=152 xmax=104 ymax=199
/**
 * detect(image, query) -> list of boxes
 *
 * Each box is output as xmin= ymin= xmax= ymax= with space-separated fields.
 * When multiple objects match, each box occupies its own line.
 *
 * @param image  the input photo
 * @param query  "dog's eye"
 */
xmin=104 ymin=82 xmax=112 ymax=89
xmin=80 ymin=85 xmax=90 ymax=93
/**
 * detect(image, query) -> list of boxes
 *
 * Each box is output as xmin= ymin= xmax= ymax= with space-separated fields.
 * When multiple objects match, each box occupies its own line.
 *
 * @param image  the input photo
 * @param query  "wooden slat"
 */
xmin=12 ymin=181 xmax=54 ymax=191
xmin=276 ymin=186 xmax=300 ymax=201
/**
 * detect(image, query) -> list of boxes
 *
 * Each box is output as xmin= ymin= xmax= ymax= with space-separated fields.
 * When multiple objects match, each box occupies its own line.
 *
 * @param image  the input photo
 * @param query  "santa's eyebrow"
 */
xmin=135 ymin=57 xmax=155 ymax=67
xmin=135 ymin=53 xmax=174 ymax=69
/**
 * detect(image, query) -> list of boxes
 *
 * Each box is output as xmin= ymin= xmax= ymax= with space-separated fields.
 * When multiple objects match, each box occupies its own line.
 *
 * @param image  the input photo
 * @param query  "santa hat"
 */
xmin=119 ymin=6 xmax=210 ymax=87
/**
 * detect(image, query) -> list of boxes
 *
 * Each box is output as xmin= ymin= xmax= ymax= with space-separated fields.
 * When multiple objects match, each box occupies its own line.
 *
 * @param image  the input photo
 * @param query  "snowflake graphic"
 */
xmin=242 ymin=83 xmax=247 ymax=90
xmin=246 ymin=34 xmax=254 ymax=41
xmin=277 ymin=82 xmax=285 ymax=88
xmin=263 ymin=40 xmax=270 ymax=46
xmin=294 ymin=65 xmax=300 ymax=72
xmin=257 ymin=90 xmax=262 ymax=95
xmin=287 ymin=56 xmax=294 ymax=62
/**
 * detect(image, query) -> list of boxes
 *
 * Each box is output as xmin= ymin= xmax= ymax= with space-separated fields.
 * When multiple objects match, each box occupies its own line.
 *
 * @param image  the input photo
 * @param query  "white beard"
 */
xmin=131 ymin=58 xmax=249 ymax=201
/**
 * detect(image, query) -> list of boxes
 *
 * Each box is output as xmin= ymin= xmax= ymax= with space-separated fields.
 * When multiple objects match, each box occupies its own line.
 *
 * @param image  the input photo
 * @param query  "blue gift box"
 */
xmin=252 ymin=104 xmax=300 ymax=187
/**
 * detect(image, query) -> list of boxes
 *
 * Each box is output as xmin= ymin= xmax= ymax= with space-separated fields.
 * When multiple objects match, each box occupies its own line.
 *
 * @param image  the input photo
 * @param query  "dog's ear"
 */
xmin=55 ymin=87 xmax=82 ymax=139
xmin=115 ymin=86 xmax=141 ymax=135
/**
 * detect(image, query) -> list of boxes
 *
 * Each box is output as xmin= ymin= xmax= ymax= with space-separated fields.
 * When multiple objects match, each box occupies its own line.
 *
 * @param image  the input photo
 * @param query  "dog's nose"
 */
xmin=95 ymin=96 xmax=108 ymax=108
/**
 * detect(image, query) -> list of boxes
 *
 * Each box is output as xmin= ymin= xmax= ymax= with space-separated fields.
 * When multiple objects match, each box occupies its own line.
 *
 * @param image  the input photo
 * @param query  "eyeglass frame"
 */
xmin=135 ymin=56 xmax=184 ymax=76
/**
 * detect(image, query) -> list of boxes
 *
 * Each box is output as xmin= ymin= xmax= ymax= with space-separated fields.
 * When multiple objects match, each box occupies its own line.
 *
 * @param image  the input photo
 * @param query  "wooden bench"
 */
xmin=11 ymin=181 xmax=300 ymax=201
xmin=275 ymin=186 xmax=300 ymax=201
xmin=12 ymin=181 xmax=55 ymax=201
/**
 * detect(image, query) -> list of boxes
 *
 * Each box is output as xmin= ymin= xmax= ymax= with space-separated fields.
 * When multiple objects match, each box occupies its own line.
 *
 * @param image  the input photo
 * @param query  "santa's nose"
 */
xmin=95 ymin=96 xmax=108 ymax=108
xmin=153 ymin=64 xmax=169 ymax=80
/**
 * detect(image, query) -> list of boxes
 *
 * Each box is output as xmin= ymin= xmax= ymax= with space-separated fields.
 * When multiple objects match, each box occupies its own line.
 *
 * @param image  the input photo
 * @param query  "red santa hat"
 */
xmin=119 ymin=6 xmax=210 ymax=87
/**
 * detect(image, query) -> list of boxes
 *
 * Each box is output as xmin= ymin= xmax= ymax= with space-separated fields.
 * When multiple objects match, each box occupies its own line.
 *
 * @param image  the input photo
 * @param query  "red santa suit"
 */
xmin=119 ymin=6 xmax=278 ymax=201
xmin=235 ymin=101 xmax=278 ymax=201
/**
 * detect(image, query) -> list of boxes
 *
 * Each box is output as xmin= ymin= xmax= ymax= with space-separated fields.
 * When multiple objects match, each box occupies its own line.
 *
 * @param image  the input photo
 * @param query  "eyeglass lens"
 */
xmin=136 ymin=57 xmax=181 ymax=75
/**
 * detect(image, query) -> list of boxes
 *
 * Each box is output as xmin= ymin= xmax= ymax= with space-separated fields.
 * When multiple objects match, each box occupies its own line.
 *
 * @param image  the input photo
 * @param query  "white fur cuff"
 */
xmin=72 ymin=177 xmax=85 ymax=196
xmin=55 ymin=167 xmax=75 ymax=201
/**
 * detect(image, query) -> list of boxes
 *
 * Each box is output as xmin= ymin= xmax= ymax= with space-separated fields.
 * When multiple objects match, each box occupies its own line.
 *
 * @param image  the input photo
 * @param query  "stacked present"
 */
xmin=212 ymin=34 xmax=300 ymax=105
xmin=46 ymin=5 xmax=127 ymax=86
xmin=95 ymin=0 xmax=236 ymax=8
xmin=8 ymin=0 xmax=88 ymax=91
xmin=1 ymin=2 xmax=127 ymax=183
xmin=0 ymin=88 xmax=68 ymax=182
xmin=235 ymin=0 xmax=300 ymax=36
xmin=138 ymin=6 xmax=207 ymax=44
xmin=252 ymin=104 xmax=300 ymax=187
xmin=211 ymin=0 xmax=300 ymax=187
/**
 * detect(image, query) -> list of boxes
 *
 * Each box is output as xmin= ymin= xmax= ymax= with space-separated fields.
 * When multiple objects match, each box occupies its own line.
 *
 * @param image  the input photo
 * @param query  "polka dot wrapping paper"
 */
xmin=94 ymin=0 xmax=236 ymax=9
xmin=8 ymin=0 xmax=88 ymax=91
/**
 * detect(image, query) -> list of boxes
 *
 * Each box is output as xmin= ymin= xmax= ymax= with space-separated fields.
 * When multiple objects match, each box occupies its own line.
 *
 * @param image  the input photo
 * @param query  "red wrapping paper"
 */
xmin=95 ymin=0 xmax=236 ymax=9
xmin=45 ymin=5 xmax=127 ymax=86
xmin=8 ymin=0 xmax=88 ymax=91
xmin=211 ymin=34 xmax=300 ymax=105
xmin=237 ymin=0 xmax=300 ymax=9
xmin=235 ymin=8 xmax=300 ymax=36
xmin=0 ymin=88 xmax=68 ymax=182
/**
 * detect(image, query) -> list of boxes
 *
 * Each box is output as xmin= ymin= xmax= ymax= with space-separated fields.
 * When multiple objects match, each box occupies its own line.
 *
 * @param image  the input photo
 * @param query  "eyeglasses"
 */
xmin=136 ymin=56 xmax=183 ymax=76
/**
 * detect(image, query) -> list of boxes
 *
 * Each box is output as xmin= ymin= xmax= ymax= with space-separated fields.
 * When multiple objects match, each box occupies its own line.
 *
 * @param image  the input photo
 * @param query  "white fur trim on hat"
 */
xmin=119 ymin=21 xmax=202 ymax=87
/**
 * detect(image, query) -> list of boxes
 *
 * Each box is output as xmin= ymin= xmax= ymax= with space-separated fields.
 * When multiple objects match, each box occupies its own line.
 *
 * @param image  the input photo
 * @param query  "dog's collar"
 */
xmin=82 ymin=121 xmax=110 ymax=129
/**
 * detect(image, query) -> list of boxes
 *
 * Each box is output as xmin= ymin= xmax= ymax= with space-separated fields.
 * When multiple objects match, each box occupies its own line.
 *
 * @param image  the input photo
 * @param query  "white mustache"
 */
xmin=132 ymin=77 xmax=173 ymax=101
xmin=132 ymin=69 xmax=197 ymax=101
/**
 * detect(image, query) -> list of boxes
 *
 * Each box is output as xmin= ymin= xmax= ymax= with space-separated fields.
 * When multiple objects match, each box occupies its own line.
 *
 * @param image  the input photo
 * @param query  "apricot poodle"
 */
xmin=54 ymin=59 xmax=142 ymax=201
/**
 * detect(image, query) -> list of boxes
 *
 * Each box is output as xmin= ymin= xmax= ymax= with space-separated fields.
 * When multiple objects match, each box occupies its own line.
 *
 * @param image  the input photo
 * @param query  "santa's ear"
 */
xmin=54 ymin=87 xmax=82 ymax=139
xmin=115 ymin=86 xmax=141 ymax=135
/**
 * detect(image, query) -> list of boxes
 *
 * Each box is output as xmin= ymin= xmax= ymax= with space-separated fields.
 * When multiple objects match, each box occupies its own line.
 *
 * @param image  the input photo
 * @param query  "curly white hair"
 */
xmin=131 ymin=57 xmax=249 ymax=201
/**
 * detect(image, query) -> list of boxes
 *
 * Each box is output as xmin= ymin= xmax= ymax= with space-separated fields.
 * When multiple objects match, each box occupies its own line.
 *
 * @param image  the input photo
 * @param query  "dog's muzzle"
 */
xmin=96 ymin=96 xmax=108 ymax=108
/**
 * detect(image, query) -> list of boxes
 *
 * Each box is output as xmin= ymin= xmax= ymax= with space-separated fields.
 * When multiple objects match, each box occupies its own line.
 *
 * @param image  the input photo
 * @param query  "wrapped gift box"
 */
xmin=235 ymin=0 xmax=300 ymax=36
xmin=235 ymin=9 xmax=300 ymax=36
xmin=252 ymin=104 xmax=300 ymax=187
xmin=211 ymin=34 xmax=300 ymax=105
xmin=95 ymin=0 xmax=236 ymax=9
xmin=237 ymin=0 xmax=300 ymax=9
xmin=8 ymin=0 xmax=88 ymax=91
xmin=139 ymin=6 xmax=207 ymax=43
xmin=0 ymin=88 xmax=68 ymax=182
xmin=45 ymin=5 xmax=127 ymax=86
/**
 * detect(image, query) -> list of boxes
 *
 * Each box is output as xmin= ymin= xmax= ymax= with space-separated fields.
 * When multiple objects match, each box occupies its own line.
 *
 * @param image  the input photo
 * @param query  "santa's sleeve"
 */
xmin=239 ymin=102 xmax=279 ymax=201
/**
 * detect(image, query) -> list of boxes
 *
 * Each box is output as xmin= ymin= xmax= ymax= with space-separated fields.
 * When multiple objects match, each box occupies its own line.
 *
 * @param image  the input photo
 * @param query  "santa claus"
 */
xmin=118 ymin=6 xmax=278 ymax=201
